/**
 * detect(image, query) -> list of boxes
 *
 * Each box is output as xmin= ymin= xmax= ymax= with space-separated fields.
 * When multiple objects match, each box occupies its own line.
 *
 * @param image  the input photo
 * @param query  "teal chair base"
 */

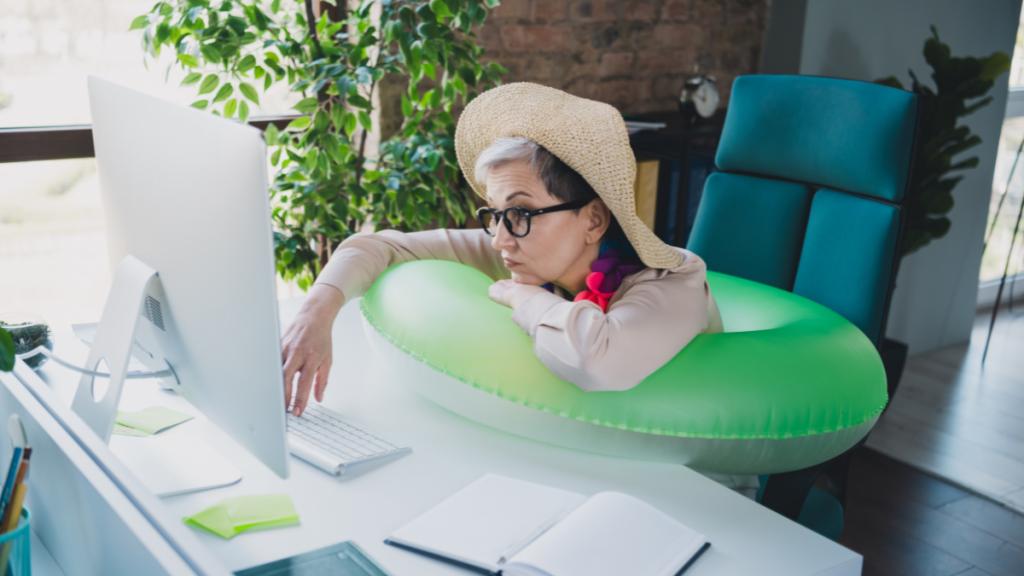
xmin=757 ymin=477 xmax=844 ymax=541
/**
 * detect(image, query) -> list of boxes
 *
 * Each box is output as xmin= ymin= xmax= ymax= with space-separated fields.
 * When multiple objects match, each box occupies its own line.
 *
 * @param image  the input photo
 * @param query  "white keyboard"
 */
xmin=287 ymin=404 xmax=410 ymax=477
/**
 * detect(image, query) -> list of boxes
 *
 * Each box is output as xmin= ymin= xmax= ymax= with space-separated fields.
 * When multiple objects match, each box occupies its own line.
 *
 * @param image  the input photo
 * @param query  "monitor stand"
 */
xmin=71 ymin=255 xmax=242 ymax=497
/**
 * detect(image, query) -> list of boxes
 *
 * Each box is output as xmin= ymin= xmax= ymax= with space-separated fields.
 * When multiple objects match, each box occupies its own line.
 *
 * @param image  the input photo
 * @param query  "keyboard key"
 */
xmin=287 ymin=404 xmax=408 ymax=466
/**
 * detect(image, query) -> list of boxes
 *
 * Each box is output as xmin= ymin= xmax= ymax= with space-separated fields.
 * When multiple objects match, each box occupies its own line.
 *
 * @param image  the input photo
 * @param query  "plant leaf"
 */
xmin=286 ymin=116 xmax=311 ymax=131
xmin=874 ymin=76 xmax=904 ymax=90
xmin=430 ymin=0 xmax=453 ymax=18
xmin=237 ymin=54 xmax=257 ymax=72
xmin=129 ymin=15 xmax=148 ymax=31
xmin=314 ymin=109 xmax=330 ymax=132
xmin=358 ymin=110 xmax=372 ymax=131
xmin=265 ymin=122 xmax=279 ymax=145
xmin=336 ymin=76 xmax=351 ymax=103
xmin=191 ymin=99 xmax=209 ymax=109
xmin=239 ymin=82 xmax=260 ymax=104
xmin=224 ymin=98 xmax=238 ymax=118
xmin=331 ymin=104 xmax=345 ymax=132
xmin=180 ymin=72 xmax=202 ymax=86
xmin=347 ymin=94 xmax=371 ymax=109
xmin=979 ymin=51 xmax=1012 ymax=81
xmin=0 ymin=329 xmax=14 ymax=372
xmin=293 ymin=97 xmax=319 ymax=114
xmin=213 ymin=83 xmax=234 ymax=103
xmin=200 ymin=43 xmax=222 ymax=63
xmin=355 ymin=66 xmax=374 ymax=84
xmin=198 ymin=74 xmax=220 ymax=95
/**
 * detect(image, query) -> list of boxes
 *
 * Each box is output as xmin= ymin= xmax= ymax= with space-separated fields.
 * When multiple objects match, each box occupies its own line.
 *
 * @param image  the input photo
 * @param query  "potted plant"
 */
xmin=0 ymin=315 xmax=53 ymax=370
xmin=134 ymin=0 xmax=504 ymax=289
xmin=874 ymin=26 xmax=1010 ymax=399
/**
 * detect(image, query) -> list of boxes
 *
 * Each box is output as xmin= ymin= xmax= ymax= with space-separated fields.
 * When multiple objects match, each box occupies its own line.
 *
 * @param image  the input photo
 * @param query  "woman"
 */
xmin=282 ymin=83 xmax=723 ymax=416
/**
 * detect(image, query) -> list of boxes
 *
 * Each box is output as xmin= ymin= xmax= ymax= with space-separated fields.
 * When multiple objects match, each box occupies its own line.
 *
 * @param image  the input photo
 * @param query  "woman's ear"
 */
xmin=584 ymin=199 xmax=612 ymax=245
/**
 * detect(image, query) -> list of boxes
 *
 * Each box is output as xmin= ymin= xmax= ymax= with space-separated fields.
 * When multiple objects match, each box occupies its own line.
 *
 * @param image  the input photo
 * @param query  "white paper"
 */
xmin=505 ymin=492 xmax=706 ymax=576
xmin=387 ymin=474 xmax=587 ymax=572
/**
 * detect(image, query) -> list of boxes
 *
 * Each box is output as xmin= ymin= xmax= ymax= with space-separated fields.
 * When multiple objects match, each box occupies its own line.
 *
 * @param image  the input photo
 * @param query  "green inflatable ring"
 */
xmin=360 ymin=260 xmax=887 ymax=474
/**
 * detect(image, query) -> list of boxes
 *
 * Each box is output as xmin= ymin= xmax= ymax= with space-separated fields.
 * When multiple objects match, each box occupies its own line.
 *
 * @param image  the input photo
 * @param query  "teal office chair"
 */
xmin=687 ymin=75 xmax=918 ymax=539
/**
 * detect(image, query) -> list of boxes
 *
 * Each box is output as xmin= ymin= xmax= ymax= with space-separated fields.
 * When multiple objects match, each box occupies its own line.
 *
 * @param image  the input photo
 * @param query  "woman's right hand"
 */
xmin=281 ymin=284 xmax=345 ymax=416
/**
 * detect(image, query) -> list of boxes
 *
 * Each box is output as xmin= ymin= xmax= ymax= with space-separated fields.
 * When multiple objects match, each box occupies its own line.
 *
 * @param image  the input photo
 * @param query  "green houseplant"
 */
xmin=0 ymin=328 xmax=13 ymax=373
xmin=134 ymin=0 xmax=504 ymax=289
xmin=873 ymin=27 xmax=1010 ymax=402
xmin=876 ymin=26 xmax=1010 ymax=256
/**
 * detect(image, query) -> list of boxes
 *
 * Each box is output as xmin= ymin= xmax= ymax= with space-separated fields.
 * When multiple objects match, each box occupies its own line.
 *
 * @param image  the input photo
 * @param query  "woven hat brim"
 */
xmin=455 ymin=83 xmax=684 ymax=270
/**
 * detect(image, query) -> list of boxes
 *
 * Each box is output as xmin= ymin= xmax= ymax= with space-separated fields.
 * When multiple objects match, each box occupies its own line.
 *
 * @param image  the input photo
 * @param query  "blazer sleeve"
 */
xmin=509 ymin=253 xmax=717 ymax=392
xmin=314 ymin=228 xmax=509 ymax=302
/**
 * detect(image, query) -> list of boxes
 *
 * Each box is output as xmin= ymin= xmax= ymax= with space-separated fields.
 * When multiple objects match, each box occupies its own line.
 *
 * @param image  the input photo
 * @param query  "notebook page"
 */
xmin=505 ymin=492 xmax=705 ymax=576
xmin=387 ymin=474 xmax=587 ymax=572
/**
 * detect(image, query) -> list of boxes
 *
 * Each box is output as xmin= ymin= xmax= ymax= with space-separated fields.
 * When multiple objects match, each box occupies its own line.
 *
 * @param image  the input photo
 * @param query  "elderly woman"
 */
xmin=282 ymin=83 xmax=723 ymax=416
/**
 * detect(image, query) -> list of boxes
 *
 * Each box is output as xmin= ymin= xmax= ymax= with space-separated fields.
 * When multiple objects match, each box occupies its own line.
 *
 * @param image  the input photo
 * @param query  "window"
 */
xmin=0 ymin=1 xmax=308 ymax=331
xmin=0 ymin=0 xmax=299 ymax=129
xmin=0 ymin=159 xmax=110 ymax=330
xmin=983 ymin=5 xmax=1024 ymax=284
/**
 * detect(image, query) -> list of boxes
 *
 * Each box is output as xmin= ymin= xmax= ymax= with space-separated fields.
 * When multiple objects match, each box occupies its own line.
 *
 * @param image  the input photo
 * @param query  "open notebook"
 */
xmin=385 ymin=474 xmax=709 ymax=576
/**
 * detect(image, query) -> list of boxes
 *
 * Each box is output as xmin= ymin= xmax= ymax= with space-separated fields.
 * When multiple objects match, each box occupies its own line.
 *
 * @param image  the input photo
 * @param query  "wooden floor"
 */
xmin=841 ymin=447 xmax=1024 ymax=576
xmin=866 ymin=305 xmax=1024 ymax=514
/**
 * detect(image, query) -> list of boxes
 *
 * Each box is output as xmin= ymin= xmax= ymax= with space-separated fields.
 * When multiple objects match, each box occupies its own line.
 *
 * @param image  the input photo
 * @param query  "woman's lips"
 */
xmin=503 ymin=258 xmax=520 ymax=268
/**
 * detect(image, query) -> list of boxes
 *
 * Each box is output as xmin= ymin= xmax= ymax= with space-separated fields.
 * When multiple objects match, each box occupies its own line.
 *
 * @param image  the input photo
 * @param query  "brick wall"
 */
xmin=478 ymin=0 xmax=769 ymax=113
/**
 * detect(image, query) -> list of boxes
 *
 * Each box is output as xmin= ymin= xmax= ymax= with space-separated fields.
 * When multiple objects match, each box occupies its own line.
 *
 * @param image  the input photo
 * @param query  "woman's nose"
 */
xmin=490 ymin=221 xmax=517 ymax=251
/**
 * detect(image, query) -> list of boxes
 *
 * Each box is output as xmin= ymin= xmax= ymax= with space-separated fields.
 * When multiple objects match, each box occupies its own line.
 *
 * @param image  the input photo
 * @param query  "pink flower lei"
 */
xmin=573 ymin=245 xmax=643 ymax=313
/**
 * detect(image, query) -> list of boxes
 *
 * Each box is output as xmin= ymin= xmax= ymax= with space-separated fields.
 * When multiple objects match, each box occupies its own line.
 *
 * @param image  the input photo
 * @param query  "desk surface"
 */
xmin=41 ymin=298 xmax=861 ymax=576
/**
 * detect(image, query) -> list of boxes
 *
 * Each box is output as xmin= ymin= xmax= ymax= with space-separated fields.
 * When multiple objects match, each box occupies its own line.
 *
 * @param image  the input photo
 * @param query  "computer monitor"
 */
xmin=86 ymin=76 xmax=290 ymax=478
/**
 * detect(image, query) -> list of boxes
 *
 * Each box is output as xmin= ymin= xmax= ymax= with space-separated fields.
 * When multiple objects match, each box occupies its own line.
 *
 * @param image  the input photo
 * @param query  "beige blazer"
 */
xmin=315 ymin=229 xmax=724 ymax=392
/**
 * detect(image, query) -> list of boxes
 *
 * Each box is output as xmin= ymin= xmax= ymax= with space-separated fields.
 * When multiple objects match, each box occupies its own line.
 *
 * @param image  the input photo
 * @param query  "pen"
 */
xmin=0 ymin=456 xmax=29 ymax=533
xmin=0 ymin=447 xmax=22 ymax=524
xmin=497 ymin=508 xmax=567 ymax=565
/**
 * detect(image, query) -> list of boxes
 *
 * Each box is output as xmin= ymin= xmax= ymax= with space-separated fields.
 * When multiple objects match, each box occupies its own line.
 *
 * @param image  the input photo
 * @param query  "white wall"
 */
xmin=797 ymin=0 xmax=1021 ymax=354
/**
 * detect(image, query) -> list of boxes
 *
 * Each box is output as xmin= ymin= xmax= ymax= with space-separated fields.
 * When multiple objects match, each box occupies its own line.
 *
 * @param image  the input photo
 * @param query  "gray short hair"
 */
xmin=474 ymin=137 xmax=598 ymax=208
xmin=474 ymin=137 xmax=540 ymax=185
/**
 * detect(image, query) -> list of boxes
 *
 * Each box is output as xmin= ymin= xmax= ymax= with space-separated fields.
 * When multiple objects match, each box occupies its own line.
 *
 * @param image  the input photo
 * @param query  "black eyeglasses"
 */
xmin=477 ymin=198 xmax=592 ymax=238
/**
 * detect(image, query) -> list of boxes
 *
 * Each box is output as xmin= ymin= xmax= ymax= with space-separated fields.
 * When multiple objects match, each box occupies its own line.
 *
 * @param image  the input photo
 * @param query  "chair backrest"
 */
xmin=687 ymin=75 xmax=918 ymax=346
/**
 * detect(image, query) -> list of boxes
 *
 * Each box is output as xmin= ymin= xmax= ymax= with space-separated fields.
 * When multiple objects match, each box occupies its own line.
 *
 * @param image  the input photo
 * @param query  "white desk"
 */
xmin=39 ymin=298 xmax=862 ymax=576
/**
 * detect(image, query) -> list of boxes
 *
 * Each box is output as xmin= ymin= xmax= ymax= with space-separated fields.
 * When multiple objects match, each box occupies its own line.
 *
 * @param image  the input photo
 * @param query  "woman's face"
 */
xmin=485 ymin=160 xmax=609 ymax=288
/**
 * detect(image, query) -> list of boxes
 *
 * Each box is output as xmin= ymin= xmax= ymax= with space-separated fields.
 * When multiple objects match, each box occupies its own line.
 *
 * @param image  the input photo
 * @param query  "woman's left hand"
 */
xmin=489 ymin=280 xmax=549 ymax=310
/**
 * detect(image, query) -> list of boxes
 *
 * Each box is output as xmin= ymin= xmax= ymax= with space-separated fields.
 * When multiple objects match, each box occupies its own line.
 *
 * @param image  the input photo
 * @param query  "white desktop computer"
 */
xmin=72 ymin=78 xmax=409 ymax=494
xmin=83 ymin=76 xmax=290 ymax=482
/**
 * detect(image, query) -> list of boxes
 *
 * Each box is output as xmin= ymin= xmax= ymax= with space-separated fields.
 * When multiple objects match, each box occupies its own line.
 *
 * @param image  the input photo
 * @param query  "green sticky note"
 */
xmin=115 ymin=406 xmax=193 ymax=435
xmin=112 ymin=423 xmax=150 ymax=437
xmin=183 ymin=494 xmax=299 ymax=539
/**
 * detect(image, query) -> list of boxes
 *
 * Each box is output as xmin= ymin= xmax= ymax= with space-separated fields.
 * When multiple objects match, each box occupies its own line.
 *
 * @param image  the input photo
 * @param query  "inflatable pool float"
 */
xmin=360 ymin=260 xmax=887 ymax=474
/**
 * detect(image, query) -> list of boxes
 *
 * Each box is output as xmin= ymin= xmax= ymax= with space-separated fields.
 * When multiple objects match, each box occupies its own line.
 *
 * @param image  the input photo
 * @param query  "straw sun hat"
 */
xmin=455 ymin=82 xmax=685 ymax=270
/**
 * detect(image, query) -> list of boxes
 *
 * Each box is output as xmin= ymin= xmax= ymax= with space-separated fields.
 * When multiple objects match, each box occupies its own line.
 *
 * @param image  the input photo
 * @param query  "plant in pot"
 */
xmin=874 ymin=26 xmax=1010 ymax=400
xmin=133 ymin=0 xmax=504 ymax=290
xmin=0 ymin=312 xmax=55 ymax=372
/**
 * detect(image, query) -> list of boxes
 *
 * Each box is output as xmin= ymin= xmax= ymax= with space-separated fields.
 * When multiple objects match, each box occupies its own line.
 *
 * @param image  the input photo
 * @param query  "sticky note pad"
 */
xmin=115 ymin=406 xmax=193 ymax=436
xmin=112 ymin=423 xmax=150 ymax=437
xmin=184 ymin=494 xmax=299 ymax=539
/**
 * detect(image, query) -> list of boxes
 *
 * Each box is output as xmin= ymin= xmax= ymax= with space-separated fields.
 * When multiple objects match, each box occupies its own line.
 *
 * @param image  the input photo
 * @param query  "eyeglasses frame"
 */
xmin=476 ymin=198 xmax=593 ymax=238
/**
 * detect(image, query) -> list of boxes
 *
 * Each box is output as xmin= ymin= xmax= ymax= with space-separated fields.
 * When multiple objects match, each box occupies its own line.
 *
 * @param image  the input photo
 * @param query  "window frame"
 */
xmin=0 ymin=117 xmax=298 ymax=164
